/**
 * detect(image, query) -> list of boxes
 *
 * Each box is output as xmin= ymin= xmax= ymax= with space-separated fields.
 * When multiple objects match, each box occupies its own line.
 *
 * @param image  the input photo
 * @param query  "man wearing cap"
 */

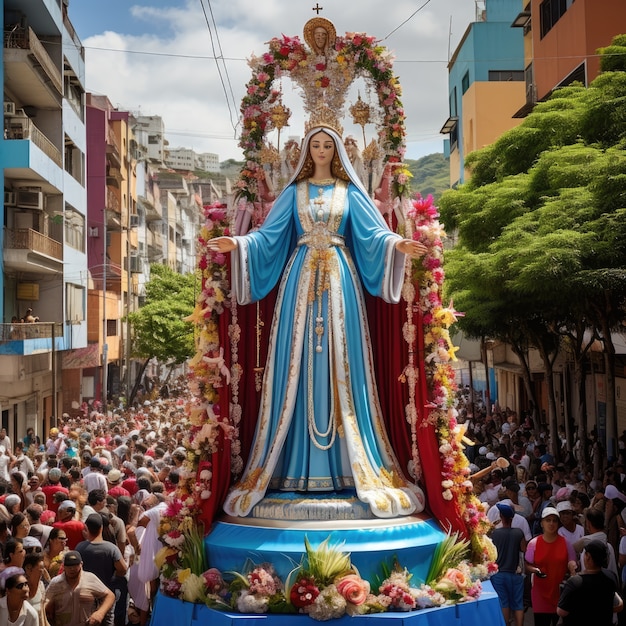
xmin=488 ymin=497 xmax=533 ymax=541
xmin=106 ymin=469 xmax=130 ymax=499
xmin=491 ymin=502 xmax=527 ymax=626
xmin=558 ymin=539 xmax=623 ymax=625
xmin=557 ymin=500 xmax=585 ymax=545
xmin=45 ymin=551 xmax=115 ymax=626
xmin=52 ymin=501 xmax=85 ymax=550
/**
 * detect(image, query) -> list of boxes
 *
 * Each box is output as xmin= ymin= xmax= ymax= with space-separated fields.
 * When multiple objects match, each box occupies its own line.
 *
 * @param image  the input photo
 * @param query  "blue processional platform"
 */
xmin=151 ymin=581 xmax=503 ymax=626
xmin=150 ymin=492 xmax=504 ymax=626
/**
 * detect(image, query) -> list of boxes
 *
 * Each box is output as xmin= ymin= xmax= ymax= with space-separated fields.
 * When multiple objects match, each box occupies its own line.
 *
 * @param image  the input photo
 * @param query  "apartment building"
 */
xmin=0 ymin=0 xmax=87 ymax=439
xmin=441 ymin=0 xmax=525 ymax=187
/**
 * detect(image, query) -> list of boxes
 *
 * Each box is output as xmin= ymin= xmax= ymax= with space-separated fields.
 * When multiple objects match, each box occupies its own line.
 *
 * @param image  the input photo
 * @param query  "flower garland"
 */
xmin=172 ymin=202 xmax=233 ymax=513
xmin=406 ymin=193 xmax=494 ymax=561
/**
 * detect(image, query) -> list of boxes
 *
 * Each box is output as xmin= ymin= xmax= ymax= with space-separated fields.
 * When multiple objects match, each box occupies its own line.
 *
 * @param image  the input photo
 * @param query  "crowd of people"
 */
xmin=463 ymin=403 xmax=626 ymax=626
xmin=0 ymin=381 xmax=190 ymax=626
xmin=0 ymin=376 xmax=624 ymax=626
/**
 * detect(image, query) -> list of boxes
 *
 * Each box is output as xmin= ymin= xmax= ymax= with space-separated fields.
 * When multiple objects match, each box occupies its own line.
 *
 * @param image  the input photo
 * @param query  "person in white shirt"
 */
xmin=0 ymin=428 xmax=12 ymax=454
xmin=488 ymin=498 xmax=533 ymax=541
xmin=557 ymin=500 xmax=585 ymax=545
xmin=82 ymin=459 xmax=108 ymax=495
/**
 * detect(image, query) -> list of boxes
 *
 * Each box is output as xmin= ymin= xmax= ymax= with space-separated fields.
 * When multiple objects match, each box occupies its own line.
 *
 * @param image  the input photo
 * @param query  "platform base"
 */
xmin=151 ymin=582 xmax=504 ymax=625
xmin=205 ymin=513 xmax=446 ymax=583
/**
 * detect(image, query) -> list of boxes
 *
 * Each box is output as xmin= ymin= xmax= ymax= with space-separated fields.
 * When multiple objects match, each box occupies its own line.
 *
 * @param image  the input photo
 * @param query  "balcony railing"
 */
xmin=4 ymin=228 xmax=63 ymax=261
xmin=107 ymin=188 xmax=121 ymax=213
xmin=4 ymin=26 xmax=63 ymax=95
xmin=4 ymin=115 xmax=63 ymax=167
xmin=0 ymin=321 xmax=63 ymax=341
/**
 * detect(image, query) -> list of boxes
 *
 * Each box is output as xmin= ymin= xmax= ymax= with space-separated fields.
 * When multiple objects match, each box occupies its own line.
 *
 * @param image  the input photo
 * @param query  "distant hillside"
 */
xmin=405 ymin=153 xmax=450 ymax=201
xmin=217 ymin=154 xmax=450 ymax=200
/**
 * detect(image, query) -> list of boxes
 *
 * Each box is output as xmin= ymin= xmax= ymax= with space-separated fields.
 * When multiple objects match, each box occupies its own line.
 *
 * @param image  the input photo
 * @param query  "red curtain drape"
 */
xmin=365 ymin=295 xmax=466 ymax=537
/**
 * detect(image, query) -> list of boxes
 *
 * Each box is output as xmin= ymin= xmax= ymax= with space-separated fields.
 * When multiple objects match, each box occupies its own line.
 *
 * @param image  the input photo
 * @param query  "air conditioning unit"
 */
xmin=4 ymin=191 xmax=16 ymax=206
xmin=128 ymin=254 xmax=143 ymax=273
xmin=16 ymin=190 xmax=43 ymax=210
xmin=4 ymin=102 xmax=15 ymax=115
xmin=129 ymin=214 xmax=139 ymax=228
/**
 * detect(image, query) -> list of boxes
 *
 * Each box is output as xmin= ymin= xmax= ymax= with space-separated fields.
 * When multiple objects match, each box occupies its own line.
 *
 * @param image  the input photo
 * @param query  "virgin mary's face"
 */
xmin=309 ymin=131 xmax=335 ymax=169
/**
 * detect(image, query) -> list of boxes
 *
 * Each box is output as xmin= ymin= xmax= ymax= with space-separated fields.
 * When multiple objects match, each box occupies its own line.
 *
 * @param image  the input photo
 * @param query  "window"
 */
xmin=64 ymin=207 xmax=85 ymax=251
xmin=488 ymin=70 xmax=525 ymax=82
xmin=148 ymin=135 xmax=159 ymax=144
xmin=461 ymin=71 xmax=470 ymax=94
xmin=540 ymin=0 xmax=574 ymax=39
xmin=106 ymin=319 xmax=118 ymax=336
xmin=449 ymin=87 xmax=458 ymax=117
xmin=66 ymin=283 xmax=85 ymax=322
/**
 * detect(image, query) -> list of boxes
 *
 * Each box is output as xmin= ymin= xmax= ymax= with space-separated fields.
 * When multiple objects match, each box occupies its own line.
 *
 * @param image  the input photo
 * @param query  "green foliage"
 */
xmin=598 ymin=34 xmax=626 ymax=72
xmin=426 ymin=532 xmax=469 ymax=585
xmin=405 ymin=153 xmax=450 ymax=201
xmin=127 ymin=264 xmax=197 ymax=363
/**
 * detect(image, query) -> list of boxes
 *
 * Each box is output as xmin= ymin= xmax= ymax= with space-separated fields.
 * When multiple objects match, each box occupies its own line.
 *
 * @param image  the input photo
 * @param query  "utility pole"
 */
xmin=102 ymin=215 xmax=108 ymax=410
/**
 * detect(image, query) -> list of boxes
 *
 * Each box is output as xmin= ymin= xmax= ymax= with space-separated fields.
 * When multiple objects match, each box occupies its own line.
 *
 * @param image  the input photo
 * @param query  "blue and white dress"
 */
xmin=223 ymin=177 xmax=425 ymax=519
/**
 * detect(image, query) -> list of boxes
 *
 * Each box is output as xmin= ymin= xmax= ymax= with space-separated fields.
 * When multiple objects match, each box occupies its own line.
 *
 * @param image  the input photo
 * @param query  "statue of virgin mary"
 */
xmin=220 ymin=116 xmax=426 ymax=520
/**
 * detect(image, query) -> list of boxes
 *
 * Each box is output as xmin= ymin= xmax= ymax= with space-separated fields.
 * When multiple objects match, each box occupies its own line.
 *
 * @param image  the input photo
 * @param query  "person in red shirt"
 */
xmin=52 ymin=500 xmax=86 ymax=550
xmin=42 ymin=468 xmax=69 ymax=514
xmin=106 ymin=469 xmax=130 ymax=498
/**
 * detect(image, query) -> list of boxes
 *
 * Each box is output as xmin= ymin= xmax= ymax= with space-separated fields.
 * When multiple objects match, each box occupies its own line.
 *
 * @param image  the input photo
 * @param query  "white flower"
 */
xmin=442 ymin=489 xmax=453 ymax=501
xmin=236 ymin=591 xmax=269 ymax=614
xmin=199 ymin=469 xmax=212 ymax=481
xmin=181 ymin=573 xmax=206 ymax=603
xmin=200 ymin=490 xmax=211 ymax=500
xmin=441 ymin=479 xmax=454 ymax=489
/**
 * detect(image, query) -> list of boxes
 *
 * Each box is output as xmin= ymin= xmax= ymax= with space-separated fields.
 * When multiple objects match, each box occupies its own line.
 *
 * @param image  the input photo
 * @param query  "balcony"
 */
xmin=4 ymin=227 xmax=63 ymax=274
xmin=4 ymin=25 xmax=63 ymax=107
xmin=106 ymin=126 xmax=121 ymax=168
xmin=0 ymin=321 xmax=65 ymax=356
xmin=4 ymin=113 xmax=63 ymax=168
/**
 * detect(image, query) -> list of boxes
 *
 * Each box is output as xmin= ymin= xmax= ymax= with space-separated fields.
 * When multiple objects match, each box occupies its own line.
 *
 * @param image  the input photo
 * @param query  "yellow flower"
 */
xmin=177 ymin=568 xmax=192 ymax=583
xmin=155 ymin=546 xmax=177 ymax=569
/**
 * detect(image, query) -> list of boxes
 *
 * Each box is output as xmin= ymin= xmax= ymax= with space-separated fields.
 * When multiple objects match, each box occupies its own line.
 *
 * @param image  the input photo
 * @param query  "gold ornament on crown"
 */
xmin=270 ymin=100 xmax=291 ymax=152
xmin=304 ymin=105 xmax=344 ymax=137
xmin=349 ymin=93 xmax=371 ymax=149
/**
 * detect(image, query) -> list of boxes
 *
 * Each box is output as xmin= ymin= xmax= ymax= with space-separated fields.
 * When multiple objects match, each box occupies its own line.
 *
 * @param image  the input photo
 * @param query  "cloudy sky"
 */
xmin=68 ymin=0 xmax=477 ymax=162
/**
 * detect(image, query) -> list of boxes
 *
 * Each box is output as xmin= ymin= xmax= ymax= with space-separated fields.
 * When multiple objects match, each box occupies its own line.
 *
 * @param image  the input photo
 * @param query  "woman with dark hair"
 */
xmin=10 ymin=514 xmax=29 ymax=540
xmin=23 ymin=552 xmax=46 ymax=626
xmin=42 ymin=528 xmax=67 ymax=579
xmin=210 ymin=122 xmax=427 ymax=519
xmin=0 ymin=568 xmax=38 ymax=625
xmin=1 ymin=538 xmax=25 ymax=572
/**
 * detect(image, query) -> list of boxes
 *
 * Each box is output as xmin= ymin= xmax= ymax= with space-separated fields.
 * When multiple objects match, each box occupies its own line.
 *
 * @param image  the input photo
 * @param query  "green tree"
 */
xmin=440 ymin=39 xmax=626 ymax=459
xmin=127 ymin=264 xmax=197 ymax=402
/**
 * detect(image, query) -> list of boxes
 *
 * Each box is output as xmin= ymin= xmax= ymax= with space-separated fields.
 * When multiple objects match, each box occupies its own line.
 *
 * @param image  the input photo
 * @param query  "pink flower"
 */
xmin=442 ymin=567 xmax=470 ymax=593
xmin=202 ymin=568 xmax=225 ymax=594
xmin=336 ymin=574 xmax=370 ymax=605
xmin=165 ymin=499 xmax=183 ymax=518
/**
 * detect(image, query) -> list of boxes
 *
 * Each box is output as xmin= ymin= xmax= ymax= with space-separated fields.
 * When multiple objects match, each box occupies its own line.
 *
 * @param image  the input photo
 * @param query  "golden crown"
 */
xmin=304 ymin=105 xmax=344 ymax=137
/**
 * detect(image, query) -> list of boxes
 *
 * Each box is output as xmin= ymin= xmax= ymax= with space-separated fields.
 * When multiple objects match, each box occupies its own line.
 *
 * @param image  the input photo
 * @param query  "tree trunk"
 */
xmin=128 ymin=358 xmax=151 ymax=406
xmin=510 ymin=341 xmax=538 ymax=418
